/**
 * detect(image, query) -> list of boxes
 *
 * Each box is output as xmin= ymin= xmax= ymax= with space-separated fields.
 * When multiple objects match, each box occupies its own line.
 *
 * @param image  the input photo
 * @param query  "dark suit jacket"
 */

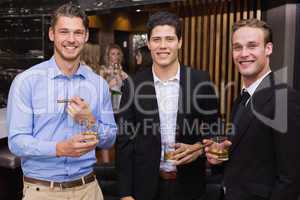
xmin=116 ymin=65 xmax=218 ymax=200
xmin=224 ymin=73 xmax=300 ymax=200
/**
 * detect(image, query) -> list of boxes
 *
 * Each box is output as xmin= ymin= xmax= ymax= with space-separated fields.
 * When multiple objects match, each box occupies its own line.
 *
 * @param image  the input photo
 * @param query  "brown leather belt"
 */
xmin=159 ymin=171 xmax=177 ymax=180
xmin=23 ymin=172 xmax=95 ymax=189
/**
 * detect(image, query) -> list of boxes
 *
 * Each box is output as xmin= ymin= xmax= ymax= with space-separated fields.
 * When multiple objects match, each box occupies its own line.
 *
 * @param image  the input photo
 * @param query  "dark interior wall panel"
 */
xmin=293 ymin=3 xmax=300 ymax=90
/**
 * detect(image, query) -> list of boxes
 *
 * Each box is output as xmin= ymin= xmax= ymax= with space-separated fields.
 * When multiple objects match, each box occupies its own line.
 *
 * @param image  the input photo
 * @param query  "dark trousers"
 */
xmin=155 ymin=178 xmax=204 ymax=200
xmin=223 ymin=188 xmax=268 ymax=200
xmin=155 ymin=179 xmax=177 ymax=200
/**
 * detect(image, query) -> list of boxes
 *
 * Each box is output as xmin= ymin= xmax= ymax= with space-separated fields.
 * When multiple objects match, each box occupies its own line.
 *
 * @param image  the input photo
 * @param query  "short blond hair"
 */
xmin=232 ymin=18 xmax=273 ymax=45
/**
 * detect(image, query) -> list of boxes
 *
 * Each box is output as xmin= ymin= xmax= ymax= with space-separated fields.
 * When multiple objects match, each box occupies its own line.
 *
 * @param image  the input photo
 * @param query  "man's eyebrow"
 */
xmin=57 ymin=28 xmax=85 ymax=31
xmin=247 ymin=41 xmax=258 ymax=44
xmin=232 ymin=41 xmax=258 ymax=45
xmin=232 ymin=42 xmax=241 ymax=46
xmin=57 ymin=28 xmax=68 ymax=30
xmin=151 ymin=35 xmax=176 ymax=38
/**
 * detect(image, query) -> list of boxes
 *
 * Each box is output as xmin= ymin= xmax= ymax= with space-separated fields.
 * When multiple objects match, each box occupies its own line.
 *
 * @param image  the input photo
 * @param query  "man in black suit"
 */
xmin=117 ymin=11 xmax=218 ymax=200
xmin=205 ymin=19 xmax=300 ymax=200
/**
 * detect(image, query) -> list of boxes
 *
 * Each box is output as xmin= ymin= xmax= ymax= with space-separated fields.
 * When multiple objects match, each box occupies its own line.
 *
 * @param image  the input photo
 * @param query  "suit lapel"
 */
xmin=176 ymin=66 xmax=186 ymax=141
xmin=230 ymin=73 xmax=274 ymax=155
xmin=139 ymin=68 xmax=160 ymax=141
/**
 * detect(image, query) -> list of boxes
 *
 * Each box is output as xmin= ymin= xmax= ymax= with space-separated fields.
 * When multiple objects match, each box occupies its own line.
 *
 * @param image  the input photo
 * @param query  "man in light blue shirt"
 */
xmin=7 ymin=3 xmax=116 ymax=200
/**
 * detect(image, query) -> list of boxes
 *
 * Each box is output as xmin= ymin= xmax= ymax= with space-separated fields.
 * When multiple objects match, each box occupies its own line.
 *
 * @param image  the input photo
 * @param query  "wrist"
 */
xmin=56 ymin=142 xmax=63 ymax=157
xmin=194 ymin=141 xmax=203 ymax=149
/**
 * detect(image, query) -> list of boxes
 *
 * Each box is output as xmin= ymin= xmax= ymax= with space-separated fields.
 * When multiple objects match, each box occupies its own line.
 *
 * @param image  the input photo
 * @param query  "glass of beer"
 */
xmin=81 ymin=119 xmax=99 ymax=140
xmin=209 ymin=136 xmax=229 ymax=161
xmin=164 ymin=142 xmax=175 ymax=162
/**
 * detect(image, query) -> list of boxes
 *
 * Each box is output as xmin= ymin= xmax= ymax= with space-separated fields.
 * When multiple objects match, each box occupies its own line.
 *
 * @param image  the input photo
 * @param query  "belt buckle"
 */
xmin=81 ymin=176 xmax=86 ymax=185
xmin=223 ymin=186 xmax=226 ymax=194
xmin=52 ymin=182 xmax=63 ymax=190
xmin=160 ymin=171 xmax=177 ymax=180
xmin=50 ymin=181 xmax=54 ymax=190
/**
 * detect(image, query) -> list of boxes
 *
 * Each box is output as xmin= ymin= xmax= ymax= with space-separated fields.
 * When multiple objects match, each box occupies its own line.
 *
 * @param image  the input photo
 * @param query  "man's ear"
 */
xmin=85 ymin=30 xmax=89 ymax=42
xmin=265 ymin=42 xmax=273 ymax=57
xmin=178 ymin=37 xmax=182 ymax=49
xmin=49 ymin=27 xmax=54 ymax=42
xmin=147 ymin=40 xmax=152 ymax=51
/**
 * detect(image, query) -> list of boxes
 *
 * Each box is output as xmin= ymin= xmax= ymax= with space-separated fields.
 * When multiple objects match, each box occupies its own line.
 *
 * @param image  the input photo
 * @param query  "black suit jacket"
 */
xmin=224 ymin=73 xmax=300 ymax=200
xmin=116 ymin=65 xmax=218 ymax=200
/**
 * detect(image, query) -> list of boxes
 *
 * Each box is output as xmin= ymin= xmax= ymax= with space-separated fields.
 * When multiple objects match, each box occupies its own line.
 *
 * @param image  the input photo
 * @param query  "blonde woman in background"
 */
xmin=101 ymin=43 xmax=128 ymax=92
xmin=81 ymin=43 xmax=101 ymax=72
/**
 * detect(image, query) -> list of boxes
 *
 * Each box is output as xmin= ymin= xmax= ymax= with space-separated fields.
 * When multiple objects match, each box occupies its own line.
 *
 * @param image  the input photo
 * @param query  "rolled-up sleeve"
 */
xmin=96 ymin=80 xmax=117 ymax=149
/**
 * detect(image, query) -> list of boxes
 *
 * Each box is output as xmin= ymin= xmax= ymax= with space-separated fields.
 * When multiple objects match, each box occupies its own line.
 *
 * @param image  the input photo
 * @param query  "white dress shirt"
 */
xmin=243 ymin=70 xmax=271 ymax=104
xmin=153 ymin=66 xmax=180 ymax=172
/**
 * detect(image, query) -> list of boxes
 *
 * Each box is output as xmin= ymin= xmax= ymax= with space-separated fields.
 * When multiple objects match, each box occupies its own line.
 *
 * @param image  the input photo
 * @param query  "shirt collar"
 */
xmin=152 ymin=64 xmax=180 ymax=84
xmin=49 ymin=56 xmax=87 ymax=79
xmin=243 ymin=70 xmax=271 ymax=96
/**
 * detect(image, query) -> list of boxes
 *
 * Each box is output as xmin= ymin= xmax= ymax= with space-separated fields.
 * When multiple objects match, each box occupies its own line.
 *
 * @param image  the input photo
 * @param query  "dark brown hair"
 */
xmin=51 ymin=3 xmax=89 ymax=30
xmin=147 ymin=11 xmax=181 ymax=40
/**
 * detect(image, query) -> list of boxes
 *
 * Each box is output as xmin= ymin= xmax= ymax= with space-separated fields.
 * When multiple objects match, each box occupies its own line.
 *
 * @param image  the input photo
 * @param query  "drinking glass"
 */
xmin=81 ymin=119 xmax=99 ymax=140
xmin=163 ymin=141 xmax=175 ymax=162
xmin=208 ymin=136 xmax=229 ymax=161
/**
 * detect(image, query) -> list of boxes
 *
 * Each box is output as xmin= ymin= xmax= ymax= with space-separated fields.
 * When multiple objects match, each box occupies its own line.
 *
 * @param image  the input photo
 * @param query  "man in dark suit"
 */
xmin=205 ymin=19 xmax=300 ymax=200
xmin=117 ymin=11 xmax=218 ymax=200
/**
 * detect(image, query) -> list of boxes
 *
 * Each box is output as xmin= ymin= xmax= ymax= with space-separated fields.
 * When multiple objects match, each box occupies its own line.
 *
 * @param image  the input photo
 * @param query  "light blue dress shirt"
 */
xmin=7 ymin=57 xmax=117 ymax=182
